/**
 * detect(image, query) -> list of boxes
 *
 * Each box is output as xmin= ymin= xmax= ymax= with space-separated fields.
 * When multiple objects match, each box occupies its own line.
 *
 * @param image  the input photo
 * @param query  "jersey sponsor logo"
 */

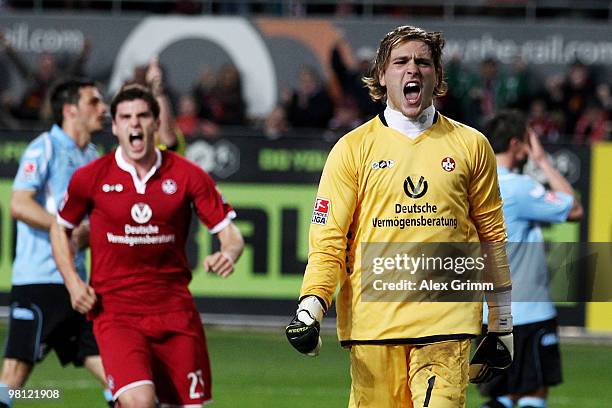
xmin=124 ymin=224 xmax=159 ymax=234
xmin=162 ymin=179 xmax=177 ymax=195
xmin=371 ymin=160 xmax=395 ymax=170
xmin=108 ymin=223 xmax=175 ymax=246
xmin=403 ymin=175 xmax=428 ymax=199
xmin=131 ymin=203 xmax=153 ymax=224
xmin=102 ymin=183 xmax=124 ymax=193
xmin=311 ymin=197 xmax=330 ymax=225
xmin=441 ymin=157 xmax=455 ymax=172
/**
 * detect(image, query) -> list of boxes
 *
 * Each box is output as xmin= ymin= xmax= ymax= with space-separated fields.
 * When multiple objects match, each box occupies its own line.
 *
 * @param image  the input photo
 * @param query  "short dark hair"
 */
xmin=49 ymin=77 xmax=97 ymax=126
xmin=110 ymin=84 xmax=160 ymax=121
xmin=483 ymin=110 xmax=527 ymax=154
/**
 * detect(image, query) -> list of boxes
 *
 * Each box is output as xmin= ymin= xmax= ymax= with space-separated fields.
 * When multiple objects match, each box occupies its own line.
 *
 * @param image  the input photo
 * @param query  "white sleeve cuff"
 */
xmin=209 ymin=211 xmax=237 ymax=234
xmin=56 ymin=214 xmax=75 ymax=229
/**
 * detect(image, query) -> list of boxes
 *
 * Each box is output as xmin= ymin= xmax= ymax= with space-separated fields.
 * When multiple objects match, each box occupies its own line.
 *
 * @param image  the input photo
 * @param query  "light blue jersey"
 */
xmin=484 ymin=166 xmax=573 ymax=326
xmin=12 ymin=124 xmax=98 ymax=285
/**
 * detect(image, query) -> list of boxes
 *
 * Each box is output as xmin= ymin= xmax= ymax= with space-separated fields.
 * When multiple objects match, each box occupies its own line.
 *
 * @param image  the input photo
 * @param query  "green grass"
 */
xmin=5 ymin=326 xmax=612 ymax=407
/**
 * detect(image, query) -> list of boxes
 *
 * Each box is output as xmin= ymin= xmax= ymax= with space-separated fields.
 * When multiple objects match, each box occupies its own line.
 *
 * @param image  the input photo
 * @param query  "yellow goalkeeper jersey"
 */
xmin=300 ymin=112 xmax=510 ymax=345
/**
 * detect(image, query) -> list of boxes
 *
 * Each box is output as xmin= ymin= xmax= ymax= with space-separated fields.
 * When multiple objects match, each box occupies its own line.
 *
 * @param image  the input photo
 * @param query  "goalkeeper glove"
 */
xmin=285 ymin=296 xmax=325 ymax=357
xmin=470 ymin=290 xmax=514 ymax=383
xmin=469 ymin=332 xmax=513 ymax=383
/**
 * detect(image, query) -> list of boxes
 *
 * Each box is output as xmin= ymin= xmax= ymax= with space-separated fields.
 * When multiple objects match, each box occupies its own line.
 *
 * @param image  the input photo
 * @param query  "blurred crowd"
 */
xmin=0 ymin=30 xmax=610 ymax=145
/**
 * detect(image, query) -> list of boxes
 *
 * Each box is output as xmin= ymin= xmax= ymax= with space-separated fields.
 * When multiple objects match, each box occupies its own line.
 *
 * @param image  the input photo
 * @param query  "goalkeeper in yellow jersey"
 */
xmin=286 ymin=25 xmax=514 ymax=407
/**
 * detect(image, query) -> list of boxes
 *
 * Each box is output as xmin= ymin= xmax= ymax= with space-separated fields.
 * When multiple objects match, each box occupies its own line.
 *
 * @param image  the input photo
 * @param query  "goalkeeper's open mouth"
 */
xmin=403 ymin=81 xmax=422 ymax=105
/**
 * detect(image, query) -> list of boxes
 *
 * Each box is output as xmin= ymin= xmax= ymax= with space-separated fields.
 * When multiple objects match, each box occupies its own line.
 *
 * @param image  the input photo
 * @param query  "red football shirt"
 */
xmin=58 ymin=148 xmax=235 ymax=314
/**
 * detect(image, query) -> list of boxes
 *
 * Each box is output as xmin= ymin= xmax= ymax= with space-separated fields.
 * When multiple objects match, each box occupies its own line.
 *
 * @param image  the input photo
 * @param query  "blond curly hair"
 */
xmin=362 ymin=25 xmax=448 ymax=103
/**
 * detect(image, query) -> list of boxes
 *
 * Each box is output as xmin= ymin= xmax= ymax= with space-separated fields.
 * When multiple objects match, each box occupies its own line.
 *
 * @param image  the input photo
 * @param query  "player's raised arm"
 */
xmin=50 ymin=220 xmax=97 ymax=314
xmin=526 ymin=129 xmax=584 ymax=221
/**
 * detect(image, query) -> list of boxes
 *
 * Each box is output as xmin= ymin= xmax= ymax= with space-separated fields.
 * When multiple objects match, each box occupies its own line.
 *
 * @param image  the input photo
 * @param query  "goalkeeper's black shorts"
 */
xmin=478 ymin=318 xmax=562 ymax=396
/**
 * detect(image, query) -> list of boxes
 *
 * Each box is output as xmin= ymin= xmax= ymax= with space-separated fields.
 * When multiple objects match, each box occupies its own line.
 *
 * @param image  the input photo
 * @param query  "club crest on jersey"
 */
xmin=131 ymin=203 xmax=153 ymax=224
xmin=311 ymin=197 xmax=330 ymax=225
xmin=441 ymin=157 xmax=456 ymax=172
xmin=162 ymin=179 xmax=177 ymax=195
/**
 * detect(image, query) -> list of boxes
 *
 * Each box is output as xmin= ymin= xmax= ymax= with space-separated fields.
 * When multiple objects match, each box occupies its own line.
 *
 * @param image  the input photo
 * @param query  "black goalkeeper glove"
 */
xmin=285 ymin=296 xmax=325 ymax=357
xmin=469 ymin=332 xmax=514 ymax=383
xmin=470 ymin=289 xmax=514 ymax=383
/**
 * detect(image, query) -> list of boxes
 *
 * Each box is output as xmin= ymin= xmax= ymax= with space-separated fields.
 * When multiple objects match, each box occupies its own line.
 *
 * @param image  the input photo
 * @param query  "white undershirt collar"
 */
xmin=384 ymin=104 xmax=436 ymax=139
xmin=115 ymin=147 xmax=162 ymax=194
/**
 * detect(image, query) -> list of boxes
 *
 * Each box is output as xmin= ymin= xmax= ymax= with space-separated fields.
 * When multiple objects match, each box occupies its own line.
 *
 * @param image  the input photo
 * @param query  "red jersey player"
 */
xmin=50 ymin=85 xmax=244 ymax=408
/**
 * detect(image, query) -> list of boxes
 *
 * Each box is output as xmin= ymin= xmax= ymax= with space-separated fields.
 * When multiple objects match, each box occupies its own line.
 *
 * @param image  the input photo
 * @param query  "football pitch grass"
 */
xmin=4 ymin=325 xmax=612 ymax=407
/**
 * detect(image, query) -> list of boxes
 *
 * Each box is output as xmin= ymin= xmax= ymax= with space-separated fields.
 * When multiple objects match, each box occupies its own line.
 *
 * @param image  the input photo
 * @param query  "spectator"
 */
xmin=527 ymin=98 xmax=561 ymax=144
xmin=176 ymin=93 xmax=201 ymax=137
xmin=176 ymin=93 xmax=219 ymax=139
xmin=209 ymin=63 xmax=247 ymax=126
xmin=192 ymin=66 xmax=217 ymax=122
xmin=542 ymin=74 xmax=565 ymax=114
xmin=573 ymin=101 xmax=610 ymax=144
xmin=595 ymin=82 xmax=611 ymax=112
xmin=0 ymin=31 xmax=90 ymax=123
xmin=437 ymin=53 xmax=467 ymax=120
xmin=561 ymin=60 xmax=596 ymax=136
xmin=325 ymin=99 xmax=362 ymax=141
xmin=463 ymin=57 xmax=510 ymax=129
xmin=331 ymin=40 xmax=380 ymax=121
xmin=504 ymin=57 xmax=534 ymax=110
xmin=263 ymin=104 xmax=289 ymax=140
xmin=284 ymin=66 xmax=334 ymax=129
xmin=0 ymin=57 xmax=18 ymax=129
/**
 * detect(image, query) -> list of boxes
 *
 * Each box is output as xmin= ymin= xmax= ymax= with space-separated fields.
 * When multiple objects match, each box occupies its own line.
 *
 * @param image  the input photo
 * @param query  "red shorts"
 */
xmin=93 ymin=308 xmax=212 ymax=405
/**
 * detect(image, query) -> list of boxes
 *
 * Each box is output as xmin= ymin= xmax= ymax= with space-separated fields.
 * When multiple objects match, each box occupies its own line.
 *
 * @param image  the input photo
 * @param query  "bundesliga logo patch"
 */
xmin=21 ymin=161 xmax=37 ymax=180
xmin=311 ymin=197 xmax=330 ymax=225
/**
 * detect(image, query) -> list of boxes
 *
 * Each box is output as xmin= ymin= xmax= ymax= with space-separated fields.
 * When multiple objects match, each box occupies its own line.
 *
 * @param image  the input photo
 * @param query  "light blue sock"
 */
xmin=518 ymin=396 xmax=546 ymax=408
xmin=497 ymin=395 xmax=513 ymax=408
xmin=103 ymin=388 xmax=113 ymax=403
xmin=0 ymin=383 xmax=13 ymax=407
